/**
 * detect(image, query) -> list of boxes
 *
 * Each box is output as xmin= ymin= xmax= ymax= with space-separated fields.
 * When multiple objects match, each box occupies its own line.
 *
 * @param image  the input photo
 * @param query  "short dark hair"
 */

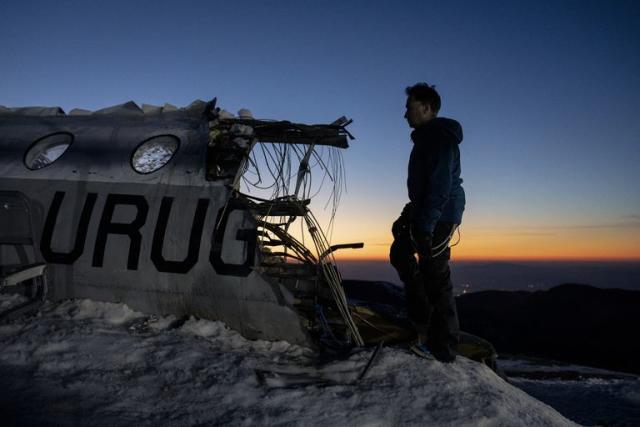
xmin=405 ymin=82 xmax=441 ymax=114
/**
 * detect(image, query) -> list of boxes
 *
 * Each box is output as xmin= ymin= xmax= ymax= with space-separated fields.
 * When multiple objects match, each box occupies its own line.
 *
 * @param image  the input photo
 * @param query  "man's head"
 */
xmin=404 ymin=83 xmax=441 ymax=128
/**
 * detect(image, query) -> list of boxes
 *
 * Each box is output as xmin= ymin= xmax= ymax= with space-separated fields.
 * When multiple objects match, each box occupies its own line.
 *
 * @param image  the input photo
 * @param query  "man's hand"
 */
xmin=391 ymin=203 xmax=412 ymax=238
xmin=410 ymin=223 xmax=432 ymax=259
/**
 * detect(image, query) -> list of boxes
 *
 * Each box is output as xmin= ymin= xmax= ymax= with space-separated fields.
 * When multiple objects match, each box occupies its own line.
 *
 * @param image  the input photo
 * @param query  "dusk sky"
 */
xmin=2 ymin=0 xmax=639 ymax=261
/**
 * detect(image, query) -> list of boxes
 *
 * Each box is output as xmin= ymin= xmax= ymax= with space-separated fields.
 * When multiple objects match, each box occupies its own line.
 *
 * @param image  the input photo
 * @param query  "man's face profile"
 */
xmin=404 ymin=96 xmax=434 ymax=129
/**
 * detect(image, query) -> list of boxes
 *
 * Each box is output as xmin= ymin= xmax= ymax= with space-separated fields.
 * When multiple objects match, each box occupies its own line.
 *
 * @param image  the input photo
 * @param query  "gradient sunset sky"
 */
xmin=2 ymin=0 xmax=639 ymax=261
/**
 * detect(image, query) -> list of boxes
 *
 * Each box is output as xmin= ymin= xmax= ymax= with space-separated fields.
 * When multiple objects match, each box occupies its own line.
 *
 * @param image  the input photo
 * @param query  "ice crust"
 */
xmin=0 ymin=294 xmax=577 ymax=426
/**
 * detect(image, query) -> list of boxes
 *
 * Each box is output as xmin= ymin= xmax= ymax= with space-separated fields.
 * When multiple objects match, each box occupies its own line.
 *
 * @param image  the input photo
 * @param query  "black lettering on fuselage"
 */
xmin=41 ymin=191 xmax=98 ymax=264
xmin=210 ymin=202 xmax=256 ymax=277
xmin=151 ymin=197 xmax=209 ymax=274
xmin=92 ymin=194 xmax=148 ymax=270
xmin=41 ymin=191 xmax=258 ymax=276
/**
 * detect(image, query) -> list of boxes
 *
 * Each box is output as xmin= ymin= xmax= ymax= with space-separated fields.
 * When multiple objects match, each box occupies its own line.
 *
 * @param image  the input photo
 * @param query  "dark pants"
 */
xmin=389 ymin=214 xmax=459 ymax=356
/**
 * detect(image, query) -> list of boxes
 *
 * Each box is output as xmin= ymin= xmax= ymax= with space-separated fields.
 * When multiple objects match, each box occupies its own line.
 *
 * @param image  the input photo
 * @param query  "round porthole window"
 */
xmin=131 ymin=135 xmax=180 ymax=174
xmin=24 ymin=132 xmax=74 ymax=170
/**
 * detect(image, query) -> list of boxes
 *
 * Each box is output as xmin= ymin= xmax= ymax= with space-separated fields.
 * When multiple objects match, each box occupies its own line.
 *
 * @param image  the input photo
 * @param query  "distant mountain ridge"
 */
xmin=337 ymin=260 xmax=640 ymax=292
xmin=457 ymin=283 xmax=640 ymax=374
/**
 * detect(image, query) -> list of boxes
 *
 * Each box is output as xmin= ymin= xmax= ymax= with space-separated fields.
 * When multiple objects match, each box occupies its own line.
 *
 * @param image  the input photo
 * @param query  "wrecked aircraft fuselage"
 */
xmin=0 ymin=99 xmax=363 ymax=346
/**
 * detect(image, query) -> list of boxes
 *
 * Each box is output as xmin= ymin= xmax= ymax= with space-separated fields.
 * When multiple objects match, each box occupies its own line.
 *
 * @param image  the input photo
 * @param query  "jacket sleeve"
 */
xmin=412 ymin=139 xmax=455 ymax=235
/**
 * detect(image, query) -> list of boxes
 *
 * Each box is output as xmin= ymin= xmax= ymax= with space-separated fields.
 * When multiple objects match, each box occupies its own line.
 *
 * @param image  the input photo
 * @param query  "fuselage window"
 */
xmin=24 ymin=132 xmax=74 ymax=170
xmin=131 ymin=135 xmax=180 ymax=174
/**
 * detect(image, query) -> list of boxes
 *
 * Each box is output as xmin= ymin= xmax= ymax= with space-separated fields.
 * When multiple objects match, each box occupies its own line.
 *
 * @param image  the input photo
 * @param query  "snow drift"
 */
xmin=0 ymin=294 xmax=576 ymax=426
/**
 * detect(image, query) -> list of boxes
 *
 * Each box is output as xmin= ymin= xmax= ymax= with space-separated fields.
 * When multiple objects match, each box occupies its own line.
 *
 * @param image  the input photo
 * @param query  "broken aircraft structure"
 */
xmin=0 ymin=99 xmax=367 ymax=346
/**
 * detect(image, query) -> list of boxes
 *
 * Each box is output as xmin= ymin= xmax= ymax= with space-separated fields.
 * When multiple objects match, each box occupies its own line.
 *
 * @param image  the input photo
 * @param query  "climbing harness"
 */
xmin=432 ymin=224 xmax=460 ymax=257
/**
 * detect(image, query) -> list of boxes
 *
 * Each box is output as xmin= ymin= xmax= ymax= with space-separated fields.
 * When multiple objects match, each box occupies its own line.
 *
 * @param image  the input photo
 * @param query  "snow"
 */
xmin=499 ymin=357 xmax=640 ymax=425
xmin=510 ymin=378 xmax=640 ymax=426
xmin=0 ymin=294 xmax=576 ymax=426
xmin=230 ymin=123 xmax=254 ymax=136
xmin=218 ymin=109 xmax=235 ymax=119
xmin=32 ymin=143 xmax=69 ymax=168
xmin=131 ymin=138 xmax=178 ymax=174
xmin=237 ymin=108 xmax=253 ymax=119
xmin=0 ymin=293 xmax=27 ymax=311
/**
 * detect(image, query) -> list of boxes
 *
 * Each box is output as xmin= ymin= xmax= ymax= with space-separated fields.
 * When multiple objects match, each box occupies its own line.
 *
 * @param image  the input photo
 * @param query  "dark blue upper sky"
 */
xmin=2 ymin=0 xmax=639 ymax=259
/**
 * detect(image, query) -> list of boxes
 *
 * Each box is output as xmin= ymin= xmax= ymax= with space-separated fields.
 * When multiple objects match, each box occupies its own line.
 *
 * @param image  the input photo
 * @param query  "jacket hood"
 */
xmin=411 ymin=117 xmax=463 ymax=145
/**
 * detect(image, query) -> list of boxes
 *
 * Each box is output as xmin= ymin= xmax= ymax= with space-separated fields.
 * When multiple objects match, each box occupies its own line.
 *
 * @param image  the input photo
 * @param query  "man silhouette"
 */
xmin=390 ymin=83 xmax=465 ymax=362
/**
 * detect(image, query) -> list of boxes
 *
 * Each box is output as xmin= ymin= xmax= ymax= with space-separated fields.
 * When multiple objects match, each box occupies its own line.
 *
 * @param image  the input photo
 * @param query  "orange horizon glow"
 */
xmin=328 ymin=227 xmax=640 ymax=263
xmin=305 ymin=208 xmax=640 ymax=264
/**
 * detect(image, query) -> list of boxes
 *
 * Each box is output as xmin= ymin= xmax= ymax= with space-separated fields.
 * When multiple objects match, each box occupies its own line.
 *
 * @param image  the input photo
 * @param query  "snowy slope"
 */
xmin=0 ymin=294 xmax=576 ymax=426
xmin=499 ymin=357 xmax=640 ymax=426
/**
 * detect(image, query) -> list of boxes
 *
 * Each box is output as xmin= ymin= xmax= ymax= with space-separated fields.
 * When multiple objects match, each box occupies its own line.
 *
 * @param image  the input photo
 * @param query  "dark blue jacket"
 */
xmin=407 ymin=117 xmax=465 ymax=235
